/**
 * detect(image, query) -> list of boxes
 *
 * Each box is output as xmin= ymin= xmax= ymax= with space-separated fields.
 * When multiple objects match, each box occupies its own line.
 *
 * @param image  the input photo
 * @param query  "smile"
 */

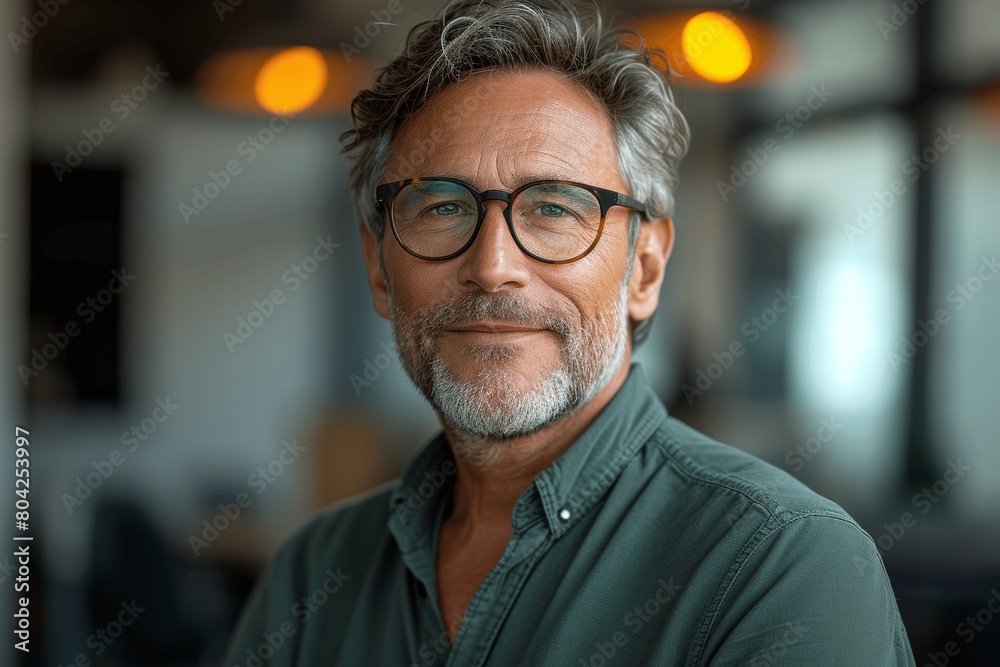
xmin=444 ymin=324 xmax=548 ymax=344
xmin=447 ymin=320 xmax=546 ymax=334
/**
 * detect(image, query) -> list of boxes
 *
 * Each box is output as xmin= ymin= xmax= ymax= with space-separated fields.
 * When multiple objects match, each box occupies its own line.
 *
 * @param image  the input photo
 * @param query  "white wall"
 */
xmin=29 ymin=84 xmax=345 ymax=581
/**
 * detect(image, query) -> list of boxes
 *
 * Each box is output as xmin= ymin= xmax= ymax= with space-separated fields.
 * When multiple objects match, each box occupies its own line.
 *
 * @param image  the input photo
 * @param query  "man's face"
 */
xmin=368 ymin=69 xmax=639 ymax=456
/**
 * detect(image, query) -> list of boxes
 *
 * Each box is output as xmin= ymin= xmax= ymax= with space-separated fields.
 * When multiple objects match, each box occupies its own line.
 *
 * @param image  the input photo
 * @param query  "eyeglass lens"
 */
xmin=391 ymin=180 xmax=603 ymax=261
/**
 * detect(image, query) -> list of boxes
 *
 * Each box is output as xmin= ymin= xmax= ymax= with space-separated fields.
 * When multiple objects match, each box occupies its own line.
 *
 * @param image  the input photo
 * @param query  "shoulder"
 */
xmin=268 ymin=480 xmax=399 ymax=584
xmin=642 ymin=414 xmax=860 ymax=530
xmin=634 ymin=419 xmax=913 ymax=664
xmin=220 ymin=481 xmax=402 ymax=664
xmin=634 ymin=413 xmax=886 ymax=572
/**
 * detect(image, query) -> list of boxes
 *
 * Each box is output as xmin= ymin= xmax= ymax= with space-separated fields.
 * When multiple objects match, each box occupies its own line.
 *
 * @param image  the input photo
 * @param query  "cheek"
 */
xmin=566 ymin=228 xmax=630 ymax=298
xmin=546 ymin=257 xmax=628 ymax=328
xmin=384 ymin=248 xmax=450 ymax=314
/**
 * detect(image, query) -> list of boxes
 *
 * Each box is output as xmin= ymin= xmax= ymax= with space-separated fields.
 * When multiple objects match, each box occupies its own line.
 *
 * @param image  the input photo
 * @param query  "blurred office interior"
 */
xmin=1 ymin=0 xmax=999 ymax=664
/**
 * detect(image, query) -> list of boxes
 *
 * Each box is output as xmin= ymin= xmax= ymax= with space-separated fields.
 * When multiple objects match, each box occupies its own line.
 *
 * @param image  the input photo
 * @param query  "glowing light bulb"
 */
xmin=682 ymin=12 xmax=752 ymax=83
xmin=254 ymin=46 xmax=329 ymax=114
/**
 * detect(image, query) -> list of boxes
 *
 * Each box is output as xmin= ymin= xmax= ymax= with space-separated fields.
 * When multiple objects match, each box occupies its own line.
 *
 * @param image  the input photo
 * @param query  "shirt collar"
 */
xmin=387 ymin=431 xmax=457 ymax=555
xmin=387 ymin=364 xmax=667 ymax=547
xmin=530 ymin=363 xmax=667 ymax=538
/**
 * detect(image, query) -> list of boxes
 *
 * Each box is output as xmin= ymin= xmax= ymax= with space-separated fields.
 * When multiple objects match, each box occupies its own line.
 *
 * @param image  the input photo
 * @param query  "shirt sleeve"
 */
xmin=700 ymin=513 xmax=917 ymax=666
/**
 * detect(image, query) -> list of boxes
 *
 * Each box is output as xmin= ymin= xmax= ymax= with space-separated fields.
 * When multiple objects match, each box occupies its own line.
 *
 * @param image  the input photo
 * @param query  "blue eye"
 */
xmin=433 ymin=202 xmax=461 ymax=216
xmin=539 ymin=204 xmax=567 ymax=217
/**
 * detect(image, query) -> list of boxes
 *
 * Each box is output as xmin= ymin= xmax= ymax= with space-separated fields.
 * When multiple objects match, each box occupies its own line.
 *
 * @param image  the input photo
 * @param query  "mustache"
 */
xmin=420 ymin=291 xmax=574 ymax=339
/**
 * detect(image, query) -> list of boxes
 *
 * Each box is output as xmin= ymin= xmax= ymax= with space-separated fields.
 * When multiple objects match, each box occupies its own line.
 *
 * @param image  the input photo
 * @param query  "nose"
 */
xmin=455 ymin=199 xmax=532 ymax=293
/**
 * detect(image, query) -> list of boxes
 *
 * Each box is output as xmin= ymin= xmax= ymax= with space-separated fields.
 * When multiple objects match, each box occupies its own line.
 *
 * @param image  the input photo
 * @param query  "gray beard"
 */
xmin=389 ymin=282 xmax=630 ymax=468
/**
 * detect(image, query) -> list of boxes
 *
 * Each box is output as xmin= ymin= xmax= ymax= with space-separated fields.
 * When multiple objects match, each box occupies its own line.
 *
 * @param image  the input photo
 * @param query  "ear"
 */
xmin=628 ymin=217 xmax=674 ymax=322
xmin=360 ymin=223 xmax=391 ymax=320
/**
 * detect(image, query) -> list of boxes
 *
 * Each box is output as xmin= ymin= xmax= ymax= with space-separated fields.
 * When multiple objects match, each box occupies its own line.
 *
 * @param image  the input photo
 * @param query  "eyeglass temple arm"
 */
xmin=614 ymin=192 xmax=649 ymax=218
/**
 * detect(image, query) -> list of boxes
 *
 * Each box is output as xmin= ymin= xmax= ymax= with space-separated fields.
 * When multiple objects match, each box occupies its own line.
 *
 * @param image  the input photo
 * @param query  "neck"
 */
xmin=441 ymin=354 xmax=632 ymax=529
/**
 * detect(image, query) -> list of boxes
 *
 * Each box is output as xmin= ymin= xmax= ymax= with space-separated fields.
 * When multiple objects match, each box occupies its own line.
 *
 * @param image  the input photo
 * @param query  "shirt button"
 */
xmin=558 ymin=508 xmax=571 ymax=522
xmin=416 ymin=581 xmax=427 ymax=598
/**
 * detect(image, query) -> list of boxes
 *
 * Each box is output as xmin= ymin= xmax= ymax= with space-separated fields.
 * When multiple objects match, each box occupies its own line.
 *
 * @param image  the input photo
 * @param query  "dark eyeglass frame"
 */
xmin=374 ymin=177 xmax=648 ymax=265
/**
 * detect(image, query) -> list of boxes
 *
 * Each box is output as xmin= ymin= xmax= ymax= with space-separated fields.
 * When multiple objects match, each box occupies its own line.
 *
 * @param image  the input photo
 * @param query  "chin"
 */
xmin=428 ymin=355 xmax=580 ymax=441
xmin=443 ymin=342 xmax=557 ymax=383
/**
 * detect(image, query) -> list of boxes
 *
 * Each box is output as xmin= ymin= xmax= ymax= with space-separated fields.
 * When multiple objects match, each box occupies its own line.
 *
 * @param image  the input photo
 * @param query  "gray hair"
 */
xmin=339 ymin=0 xmax=690 ymax=345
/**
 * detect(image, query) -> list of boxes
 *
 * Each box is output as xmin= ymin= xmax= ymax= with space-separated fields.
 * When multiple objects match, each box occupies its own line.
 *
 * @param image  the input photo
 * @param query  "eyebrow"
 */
xmin=427 ymin=172 xmax=584 ymax=189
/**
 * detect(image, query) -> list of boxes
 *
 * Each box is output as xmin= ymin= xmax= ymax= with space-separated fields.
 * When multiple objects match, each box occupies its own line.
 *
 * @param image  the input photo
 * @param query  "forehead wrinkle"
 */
xmin=489 ymin=118 xmax=614 ymax=189
xmin=387 ymin=70 xmax=622 ymax=191
xmin=423 ymin=133 xmax=598 ymax=191
xmin=491 ymin=150 xmax=593 ymax=189
xmin=395 ymin=128 xmax=614 ymax=191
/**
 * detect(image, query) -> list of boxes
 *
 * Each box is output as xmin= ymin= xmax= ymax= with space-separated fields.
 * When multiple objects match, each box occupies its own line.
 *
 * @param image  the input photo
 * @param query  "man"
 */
xmin=223 ymin=1 xmax=917 ymax=665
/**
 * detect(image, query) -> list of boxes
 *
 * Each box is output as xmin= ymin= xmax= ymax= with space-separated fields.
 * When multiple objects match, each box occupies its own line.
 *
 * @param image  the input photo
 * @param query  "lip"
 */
xmin=447 ymin=322 xmax=545 ymax=334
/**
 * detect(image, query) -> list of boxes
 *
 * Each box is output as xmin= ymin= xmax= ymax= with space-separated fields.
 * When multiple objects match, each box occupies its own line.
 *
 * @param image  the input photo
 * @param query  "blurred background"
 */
xmin=1 ymin=0 xmax=998 ymax=664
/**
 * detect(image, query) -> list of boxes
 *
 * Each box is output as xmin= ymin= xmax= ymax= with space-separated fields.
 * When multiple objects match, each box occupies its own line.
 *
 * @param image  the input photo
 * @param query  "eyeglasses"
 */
xmin=375 ymin=177 xmax=648 ymax=264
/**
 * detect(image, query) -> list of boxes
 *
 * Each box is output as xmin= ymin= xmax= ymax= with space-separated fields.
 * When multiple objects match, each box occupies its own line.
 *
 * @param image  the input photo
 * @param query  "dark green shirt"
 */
xmin=222 ymin=364 xmax=916 ymax=666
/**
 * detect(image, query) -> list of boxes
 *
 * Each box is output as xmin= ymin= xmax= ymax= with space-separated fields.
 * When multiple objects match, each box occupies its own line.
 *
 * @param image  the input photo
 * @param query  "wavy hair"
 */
xmin=339 ymin=0 xmax=690 ymax=345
